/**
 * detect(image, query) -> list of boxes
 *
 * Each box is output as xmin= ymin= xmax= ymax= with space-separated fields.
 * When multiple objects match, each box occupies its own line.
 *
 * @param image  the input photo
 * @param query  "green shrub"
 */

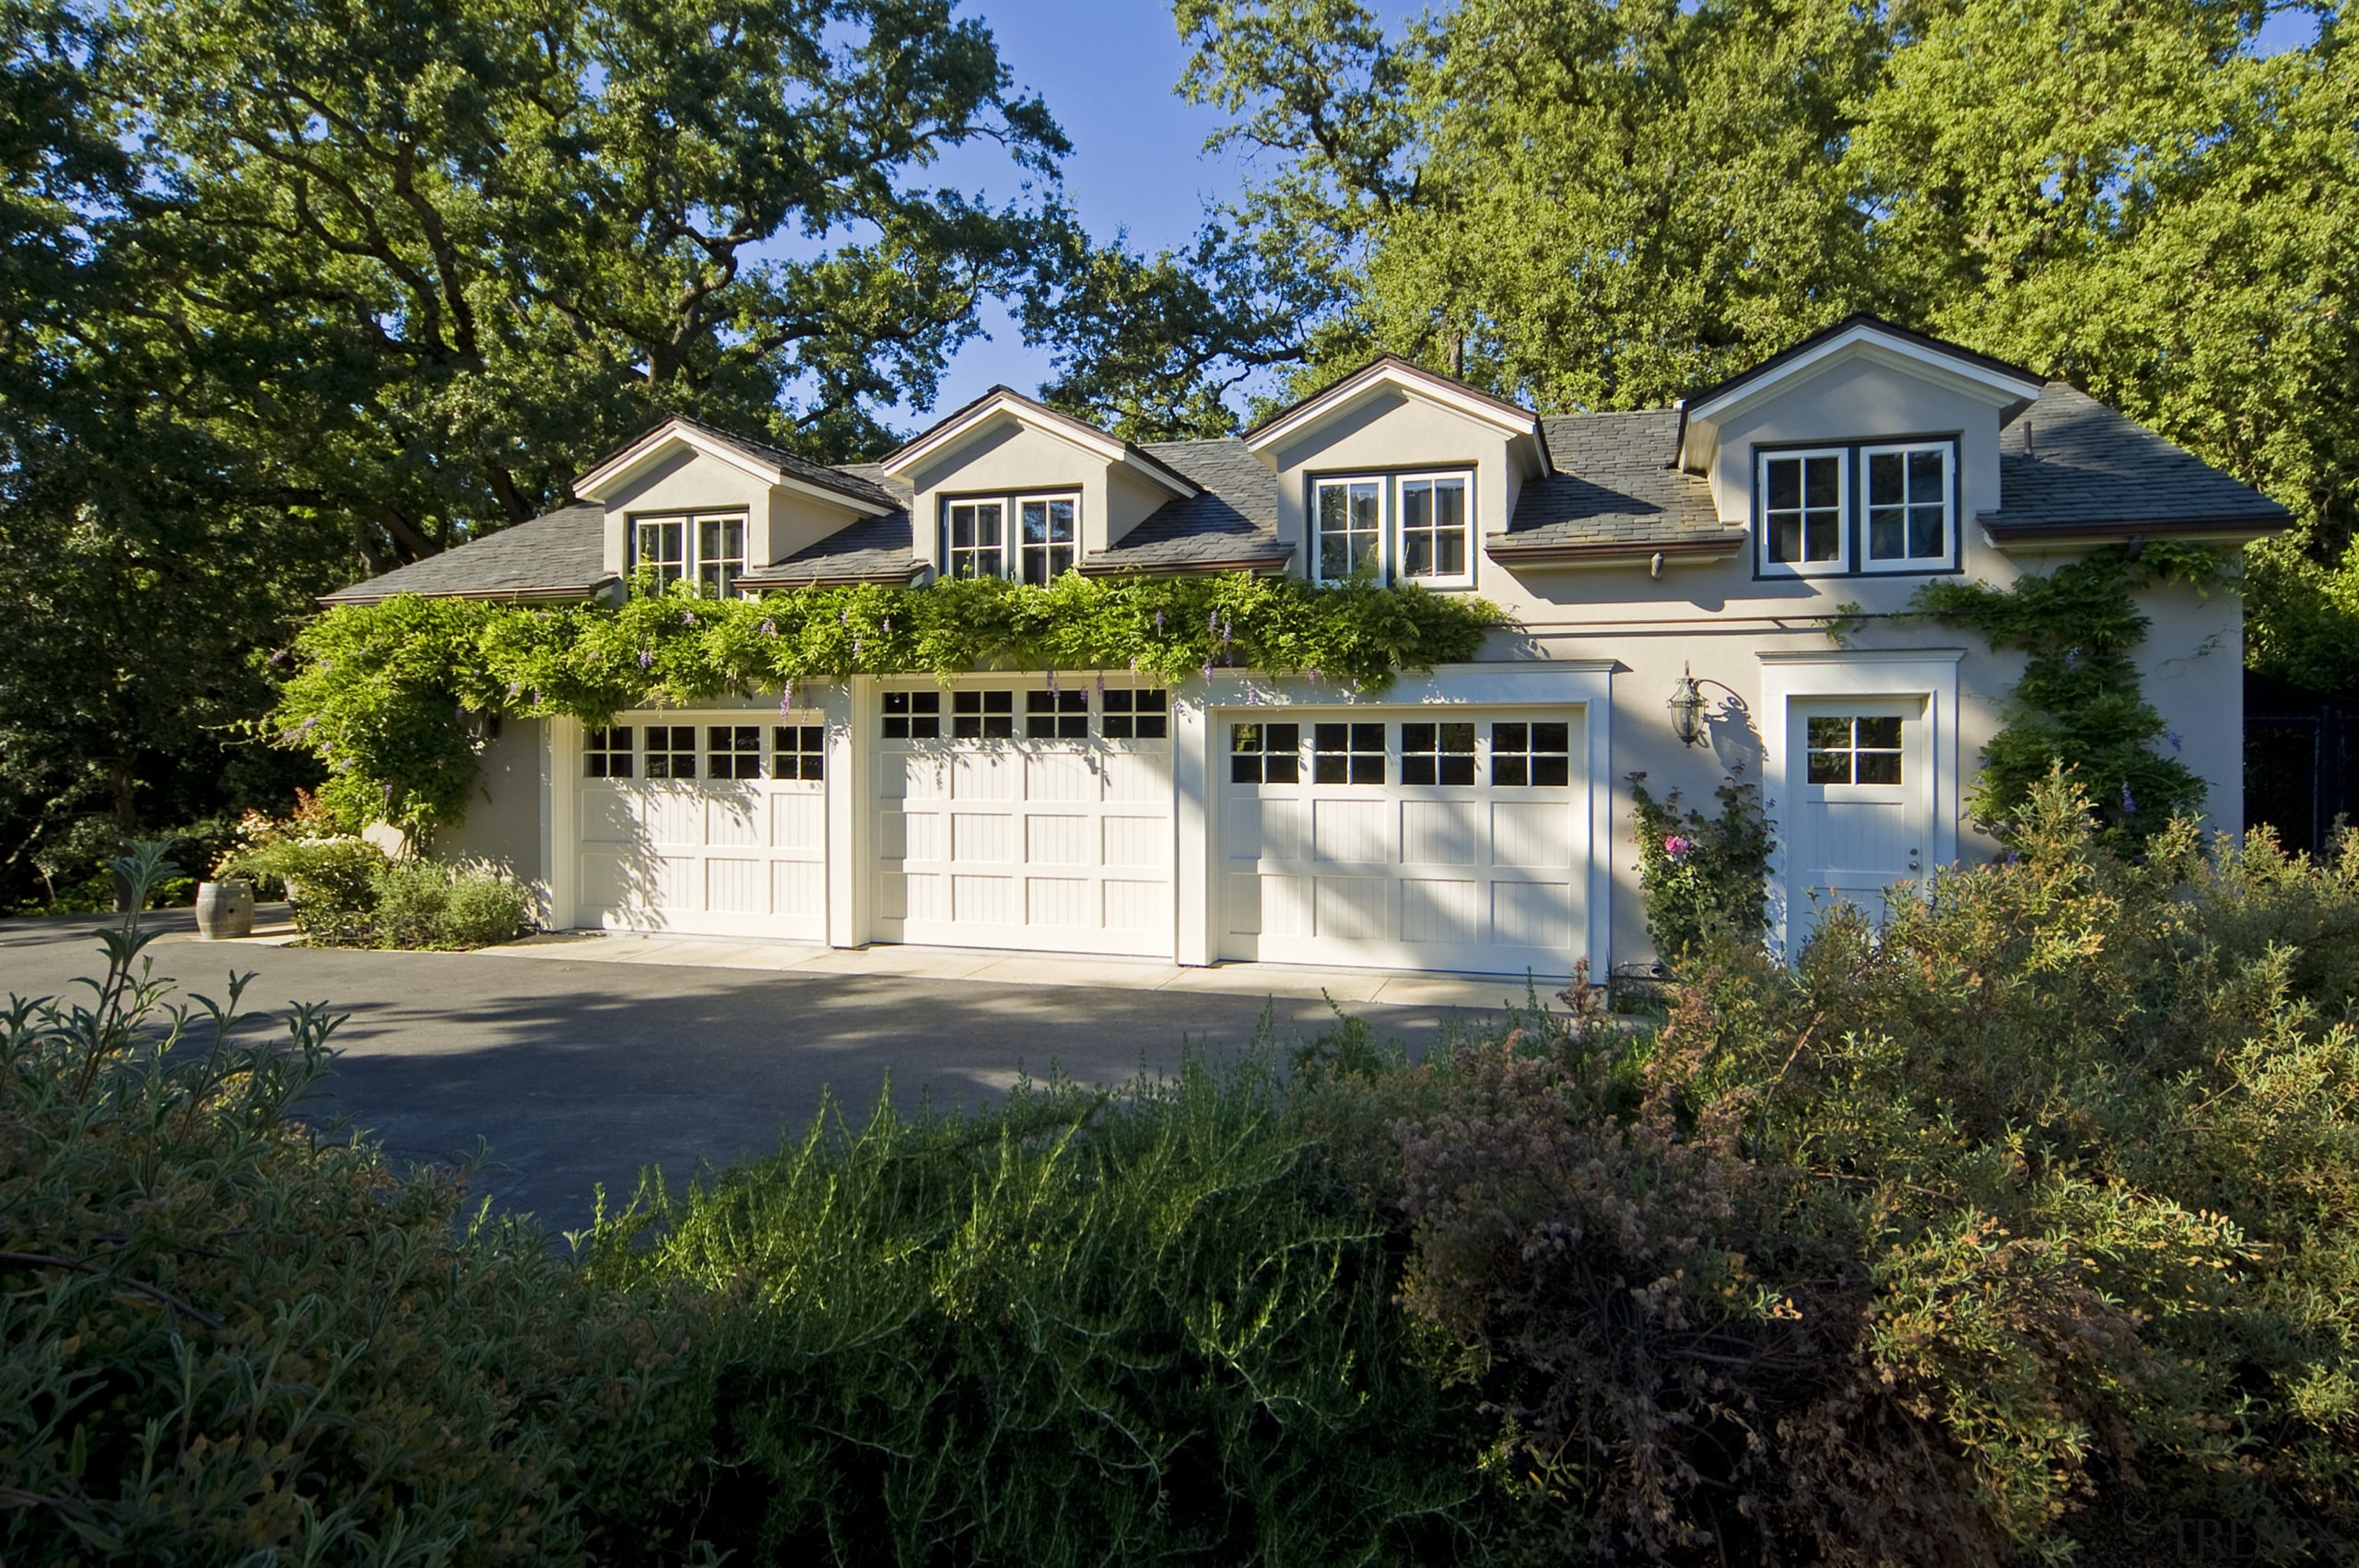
xmin=223 ymin=835 xmax=389 ymax=942
xmin=0 ymin=844 xmax=708 ymax=1566
xmin=581 ymin=1058 xmax=1487 ymax=1567
xmin=1626 ymin=766 xmax=1775 ymax=965
xmin=370 ymin=858 xmax=534 ymax=950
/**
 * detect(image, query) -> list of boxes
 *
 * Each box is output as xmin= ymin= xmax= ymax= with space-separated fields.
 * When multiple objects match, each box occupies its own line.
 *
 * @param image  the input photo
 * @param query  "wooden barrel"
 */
xmin=194 ymin=879 xmax=255 ymax=940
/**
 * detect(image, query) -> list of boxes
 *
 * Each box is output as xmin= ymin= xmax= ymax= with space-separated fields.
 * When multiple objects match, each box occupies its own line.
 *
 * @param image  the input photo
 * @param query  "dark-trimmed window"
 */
xmin=1491 ymin=722 xmax=1570 ymax=787
xmin=632 ymin=510 xmax=745 ymax=596
xmin=953 ymin=689 xmax=1015 ymax=739
xmin=644 ymin=725 xmax=698 ymax=779
xmin=585 ymin=725 xmax=634 ymax=778
xmin=772 ymin=725 xmax=825 ymax=780
xmin=1310 ymin=472 xmax=1474 ymax=589
xmin=1312 ymin=721 xmax=1386 ymax=785
xmin=883 ymin=690 xmax=940 ymax=740
xmin=1755 ymin=439 xmax=1958 ymax=578
xmin=1230 ymin=722 xmax=1300 ymax=784
xmin=1402 ymin=721 xmax=1475 ymax=785
xmin=1027 ymin=688 xmax=1089 ymax=739
xmin=1101 ymin=688 xmax=1168 ymax=739
xmin=943 ymin=492 xmax=1079 ymax=582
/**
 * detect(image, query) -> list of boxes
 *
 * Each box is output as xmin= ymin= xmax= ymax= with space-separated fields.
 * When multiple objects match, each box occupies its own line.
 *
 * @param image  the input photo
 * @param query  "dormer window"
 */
xmin=632 ymin=510 xmax=745 ymax=596
xmin=1755 ymin=441 xmax=1956 ymax=579
xmin=1311 ymin=471 xmax=1473 ymax=588
xmin=942 ymin=491 xmax=1079 ymax=584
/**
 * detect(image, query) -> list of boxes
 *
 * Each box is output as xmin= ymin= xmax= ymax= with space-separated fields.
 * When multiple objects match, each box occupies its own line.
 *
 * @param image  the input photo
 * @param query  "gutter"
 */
xmin=1076 ymin=552 xmax=1295 ymax=579
xmin=1981 ymin=513 xmax=2290 ymax=546
xmin=316 ymin=577 xmax=615 ymax=609
xmin=1484 ymin=532 xmax=1746 ymax=567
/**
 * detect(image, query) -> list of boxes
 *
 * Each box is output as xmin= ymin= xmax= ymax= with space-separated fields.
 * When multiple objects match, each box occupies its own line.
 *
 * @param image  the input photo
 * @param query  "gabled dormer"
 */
xmin=1242 ymin=356 xmax=1553 ymax=589
xmin=1673 ymin=316 xmax=2047 ymax=579
xmin=573 ymin=415 xmax=900 ymax=593
xmin=876 ymin=387 xmax=1200 ymax=581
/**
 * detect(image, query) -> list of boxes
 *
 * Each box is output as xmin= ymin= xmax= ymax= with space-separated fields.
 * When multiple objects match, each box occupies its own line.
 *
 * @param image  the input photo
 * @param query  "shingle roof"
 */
xmin=1080 ymin=438 xmax=1292 ymax=574
xmin=319 ymin=504 xmax=609 ymax=605
xmin=1982 ymin=383 xmax=2292 ymax=539
xmin=1489 ymin=411 xmax=1740 ymax=559
xmin=738 ymin=509 xmax=922 ymax=587
xmin=667 ymin=417 xmax=899 ymax=511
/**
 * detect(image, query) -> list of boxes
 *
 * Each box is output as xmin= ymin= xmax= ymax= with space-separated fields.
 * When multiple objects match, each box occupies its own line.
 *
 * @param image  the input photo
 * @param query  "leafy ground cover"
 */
xmin=11 ymin=788 xmax=2359 ymax=1564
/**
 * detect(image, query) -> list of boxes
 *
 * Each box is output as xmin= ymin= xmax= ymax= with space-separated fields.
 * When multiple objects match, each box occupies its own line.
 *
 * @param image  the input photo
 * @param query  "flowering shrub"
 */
xmin=273 ymin=575 xmax=1503 ymax=836
xmin=1626 ymin=766 xmax=1774 ymax=963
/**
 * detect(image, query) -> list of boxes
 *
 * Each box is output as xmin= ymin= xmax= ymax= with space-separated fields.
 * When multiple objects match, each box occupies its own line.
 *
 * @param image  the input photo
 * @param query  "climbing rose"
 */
xmin=1663 ymin=835 xmax=1693 ymax=860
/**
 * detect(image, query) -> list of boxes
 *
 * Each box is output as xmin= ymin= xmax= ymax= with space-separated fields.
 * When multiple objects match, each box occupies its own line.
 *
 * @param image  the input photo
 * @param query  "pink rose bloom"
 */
xmin=1663 ymin=834 xmax=1693 ymax=860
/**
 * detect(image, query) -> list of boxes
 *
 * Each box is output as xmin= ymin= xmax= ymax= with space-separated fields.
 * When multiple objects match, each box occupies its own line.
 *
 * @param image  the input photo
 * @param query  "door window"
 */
xmin=1401 ymin=721 xmax=1475 ymax=785
xmin=1230 ymin=723 xmax=1300 ymax=783
xmin=1806 ymin=715 xmax=1904 ymax=784
xmin=1490 ymin=722 xmax=1571 ymax=786
xmin=644 ymin=726 xmax=698 ymax=779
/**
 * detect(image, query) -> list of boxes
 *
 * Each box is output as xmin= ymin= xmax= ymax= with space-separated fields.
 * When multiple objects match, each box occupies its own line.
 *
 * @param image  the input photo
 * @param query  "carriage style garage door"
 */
xmin=872 ymin=682 xmax=1175 ymax=957
xmin=1219 ymin=708 xmax=1590 ymax=977
xmin=575 ymin=711 xmax=828 ymax=939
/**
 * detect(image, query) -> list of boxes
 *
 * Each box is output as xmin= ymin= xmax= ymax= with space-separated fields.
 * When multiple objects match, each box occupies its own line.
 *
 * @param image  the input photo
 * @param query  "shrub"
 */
xmin=0 ymin=844 xmax=708 ymax=1566
xmin=223 ymin=834 xmax=389 ymax=942
xmin=372 ymin=858 xmax=534 ymax=950
xmin=1626 ymin=766 xmax=1775 ymax=965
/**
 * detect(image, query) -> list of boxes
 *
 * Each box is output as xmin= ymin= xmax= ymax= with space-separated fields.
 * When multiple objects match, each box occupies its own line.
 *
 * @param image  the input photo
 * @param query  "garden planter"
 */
xmin=194 ymin=879 xmax=255 ymax=940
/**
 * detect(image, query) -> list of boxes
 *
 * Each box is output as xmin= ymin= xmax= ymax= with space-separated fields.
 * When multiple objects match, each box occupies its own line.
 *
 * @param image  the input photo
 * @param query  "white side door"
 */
xmin=576 ymin=712 xmax=828 ymax=939
xmin=1788 ymin=698 xmax=1931 ymax=930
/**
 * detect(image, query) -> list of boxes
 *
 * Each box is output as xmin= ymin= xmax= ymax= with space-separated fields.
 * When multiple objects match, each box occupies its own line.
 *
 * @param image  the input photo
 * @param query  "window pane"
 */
xmin=1858 ymin=717 xmax=1902 ymax=748
xmin=1402 ymin=531 xmax=1434 ymax=578
xmin=1350 ymin=722 xmax=1383 ymax=751
xmin=1807 ymin=716 xmax=1851 ymax=749
xmin=1532 ymin=755 xmax=1570 ymax=787
xmin=1807 ymin=750 xmax=1851 ymax=784
xmin=1532 ymin=722 xmax=1569 ymax=753
xmin=1907 ymin=449 xmax=1944 ymax=503
xmin=1766 ymin=459 xmax=1799 ymax=510
xmin=1493 ymin=755 xmax=1528 ymax=787
xmin=1908 ymin=505 xmax=1944 ymax=558
xmin=1856 ymin=750 xmax=1902 ymax=785
xmin=1494 ymin=722 xmax=1527 ymax=752
xmin=1769 ymin=515 xmax=1802 ymax=563
xmin=1403 ymin=755 xmax=1437 ymax=785
xmin=1439 ymin=723 xmax=1474 ymax=752
xmin=1319 ymin=527 xmax=1352 ymax=579
xmin=1868 ymin=451 xmax=1904 ymax=507
xmin=1805 ymin=510 xmax=1841 ymax=561
xmin=1804 ymin=455 xmax=1840 ymax=508
xmin=1869 ymin=508 xmax=1907 ymax=560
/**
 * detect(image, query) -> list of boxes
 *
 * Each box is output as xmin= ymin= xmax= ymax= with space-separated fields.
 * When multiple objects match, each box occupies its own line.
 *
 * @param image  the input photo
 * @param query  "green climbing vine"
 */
xmin=1910 ymin=542 xmax=2228 ymax=847
xmin=271 ymin=573 xmax=1503 ymax=837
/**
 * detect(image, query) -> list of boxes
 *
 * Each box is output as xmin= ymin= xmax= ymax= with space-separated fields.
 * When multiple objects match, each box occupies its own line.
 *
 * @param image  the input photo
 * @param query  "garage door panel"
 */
xmin=1105 ymin=881 xmax=1164 ymax=930
xmin=1103 ymin=753 xmax=1163 ymax=802
xmin=707 ymin=795 xmax=760 ymax=847
xmin=1102 ymin=816 xmax=1162 ymax=868
xmin=952 ymin=874 xmax=1015 ymax=924
xmin=952 ymin=754 xmax=1015 ymax=800
xmin=583 ymin=794 xmax=636 ymax=846
xmin=1402 ymin=878 xmax=1480 ymax=944
xmin=707 ymin=858 xmax=764 ymax=913
xmin=1312 ymin=799 xmax=1388 ymax=863
xmin=644 ymin=790 xmax=701 ymax=848
xmin=951 ymin=813 xmax=1015 ymax=862
xmin=1027 ymin=877 xmax=1090 ymax=927
xmin=1027 ymin=814 xmax=1091 ymax=865
xmin=1491 ymin=801 xmax=1574 ymax=868
xmin=1402 ymin=800 xmax=1478 ymax=865
xmin=1219 ymin=706 xmax=1587 ymax=977
xmin=774 ymin=860 xmax=824 ymax=918
xmin=1027 ymin=753 xmax=1096 ymax=802
xmin=771 ymin=791 xmax=824 ymax=848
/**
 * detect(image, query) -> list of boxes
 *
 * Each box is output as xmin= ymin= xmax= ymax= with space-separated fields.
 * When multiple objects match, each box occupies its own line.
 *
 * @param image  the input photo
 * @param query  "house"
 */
xmin=323 ymin=316 xmax=2290 ymax=977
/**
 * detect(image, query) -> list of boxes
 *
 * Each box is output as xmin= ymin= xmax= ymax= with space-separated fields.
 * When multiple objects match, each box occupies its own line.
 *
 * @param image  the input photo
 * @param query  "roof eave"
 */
xmin=740 ymin=566 xmax=928 ymax=591
xmin=1684 ymin=314 xmax=2048 ymax=421
xmin=880 ymin=389 xmax=1199 ymax=499
xmin=1981 ymin=513 xmax=2290 ymax=547
xmin=572 ymin=417 xmax=893 ymax=516
xmin=1484 ymin=532 xmax=1746 ymax=568
xmin=1241 ymin=356 xmax=1542 ymax=459
xmin=317 ymin=579 xmax=612 ymax=609
xmin=1075 ymin=552 xmax=1295 ymax=579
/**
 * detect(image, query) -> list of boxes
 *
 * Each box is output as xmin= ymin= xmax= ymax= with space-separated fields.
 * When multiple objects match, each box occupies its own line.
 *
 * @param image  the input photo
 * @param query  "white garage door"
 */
xmin=576 ymin=711 xmax=827 ymax=939
xmin=1218 ymin=708 xmax=1589 ymax=977
xmin=873 ymin=682 xmax=1174 ymax=957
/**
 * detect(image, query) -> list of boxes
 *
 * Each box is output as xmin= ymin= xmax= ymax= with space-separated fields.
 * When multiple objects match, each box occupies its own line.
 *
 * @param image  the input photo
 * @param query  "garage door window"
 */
xmin=883 ymin=691 xmax=941 ymax=739
xmin=1402 ymin=721 xmax=1475 ymax=785
xmin=585 ymin=726 xmax=634 ymax=778
xmin=1231 ymin=723 xmax=1299 ymax=783
xmin=773 ymin=725 xmax=825 ymax=779
xmin=1491 ymin=722 xmax=1570 ymax=787
xmin=1027 ymin=688 xmax=1089 ymax=739
xmin=1101 ymin=687 xmax=1168 ymax=739
xmin=953 ymin=689 xmax=1015 ymax=739
xmin=1312 ymin=722 xmax=1387 ymax=785
xmin=644 ymin=726 xmax=698 ymax=779
xmin=708 ymin=725 xmax=762 ymax=779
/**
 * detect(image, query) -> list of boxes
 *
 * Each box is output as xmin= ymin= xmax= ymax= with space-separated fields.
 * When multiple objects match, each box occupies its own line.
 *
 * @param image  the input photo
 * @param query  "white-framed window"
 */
xmin=1862 ymin=444 xmax=1952 ymax=569
xmin=941 ymin=492 xmax=1079 ymax=582
xmin=1758 ymin=450 xmax=1848 ymax=574
xmin=1310 ymin=471 xmax=1475 ymax=587
xmin=632 ymin=510 xmax=746 ymax=596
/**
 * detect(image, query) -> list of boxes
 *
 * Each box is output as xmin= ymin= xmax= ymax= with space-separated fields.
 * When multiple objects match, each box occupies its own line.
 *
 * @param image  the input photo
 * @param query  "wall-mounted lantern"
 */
xmin=1668 ymin=663 xmax=1748 ymax=748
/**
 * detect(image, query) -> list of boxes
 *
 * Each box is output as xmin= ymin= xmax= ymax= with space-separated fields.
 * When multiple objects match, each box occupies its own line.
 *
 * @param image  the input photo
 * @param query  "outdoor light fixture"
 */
xmin=1667 ymin=663 xmax=1747 ymax=747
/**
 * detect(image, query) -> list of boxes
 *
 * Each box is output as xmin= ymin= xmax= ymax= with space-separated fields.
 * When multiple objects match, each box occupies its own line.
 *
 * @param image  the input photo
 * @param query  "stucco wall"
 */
xmin=598 ymin=449 xmax=773 ymax=573
xmin=906 ymin=421 xmax=1119 ymax=567
xmin=437 ymin=717 xmax=547 ymax=894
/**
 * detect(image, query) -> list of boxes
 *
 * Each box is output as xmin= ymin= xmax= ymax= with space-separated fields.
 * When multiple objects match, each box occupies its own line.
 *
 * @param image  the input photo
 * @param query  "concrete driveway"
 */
xmin=1 ymin=910 xmax=1532 ymax=1234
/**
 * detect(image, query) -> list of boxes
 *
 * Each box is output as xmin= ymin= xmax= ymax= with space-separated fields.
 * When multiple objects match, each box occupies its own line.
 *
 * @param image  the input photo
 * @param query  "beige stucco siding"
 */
xmin=597 ymin=451 xmax=773 ymax=574
xmin=2138 ymin=579 xmax=2245 ymax=835
xmin=1698 ymin=358 xmax=2009 ymax=523
xmin=906 ymin=422 xmax=1121 ymax=568
xmin=437 ymin=717 xmax=547 ymax=896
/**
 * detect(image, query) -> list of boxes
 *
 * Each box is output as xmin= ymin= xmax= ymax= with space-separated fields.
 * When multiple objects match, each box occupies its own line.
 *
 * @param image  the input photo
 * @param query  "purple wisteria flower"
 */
xmin=2165 ymin=730 xmax=2183 ymax=752
xmin=759 ymin=619 xmax=778 ymax=637
xmin=682 ymin=609 xmax=697 ymax=626
xmin=1153 ymin=610 xmax=1164 ymax=635
xmin=2121 ymin=784 xmax=2138 ymax=813
xmin=779 ymin=681 xmax=795 ymax=716
xmin=637 ymin=649 xmax=654 ymax=668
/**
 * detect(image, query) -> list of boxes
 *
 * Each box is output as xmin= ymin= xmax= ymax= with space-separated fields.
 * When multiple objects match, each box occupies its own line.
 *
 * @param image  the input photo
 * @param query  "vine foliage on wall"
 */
xmin=272 ymin=574 xmax=1503 ymax=837
xmin=1910 ymin=542 xmax=2228 ymax=848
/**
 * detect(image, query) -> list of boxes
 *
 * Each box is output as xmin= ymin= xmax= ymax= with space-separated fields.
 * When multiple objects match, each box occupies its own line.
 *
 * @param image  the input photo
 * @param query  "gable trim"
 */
xmin=1242 ymin=355 xmax=1549 ymax=465
xmin=573 ymin=418 xmax=894 ymax=517
xmin=880 ymin=386 xmax=1199 ymax=499
xmin=1683 ymin=317 xmax=2047 ymax=433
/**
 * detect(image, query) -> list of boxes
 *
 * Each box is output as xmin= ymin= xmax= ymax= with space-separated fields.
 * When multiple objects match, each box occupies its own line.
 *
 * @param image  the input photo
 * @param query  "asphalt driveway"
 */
xmin=1 ymin=911 xmax=1485 ymax=1234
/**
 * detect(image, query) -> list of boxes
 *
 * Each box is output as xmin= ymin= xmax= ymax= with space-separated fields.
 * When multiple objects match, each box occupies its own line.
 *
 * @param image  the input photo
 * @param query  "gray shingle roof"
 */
xmin=1080 ymin=438 xmax=1291 ymax=574
xmin=320 ymin=504 xmax=609 ymax=605
xmin=669 ymin=417 xmax=899 ymax=511
xmin=1490 ymin=411 xmax=1739 ymax=557
xmin=1982 ymin=383 xmax=2292 ymax=538
xmin=739 ymin=509 xmax=921 ymax=587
